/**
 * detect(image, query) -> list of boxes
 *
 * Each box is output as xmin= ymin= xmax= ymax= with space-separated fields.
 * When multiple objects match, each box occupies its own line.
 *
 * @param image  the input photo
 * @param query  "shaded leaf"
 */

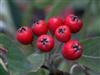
xmin=79 ymin=37 xmax=100 ymax=72
xmin=88 ymin=70 xmax=100 ymax=75
xmin=71 ymin=65 xmax=100 ymax=75
xmin=78 ymin=0 xmax=92 ymax=39
xmin=0 ymin=64 xmax=8 ymax=75
xmin=87 ymin=18 xmax=100 ymax=36
xmin=79 ymin=57 xmax=100 ymax=73
xmin=46 ymin=0 xmax=70 ymax=20
xmin=34 ymin=0 xmax=54 ymax=9
xmin=27 ymin=53 xmax=45 ymax=72
xmin=27 ymin=69 xmax=49 ymax=75
xmin=81 ymin=37 xmax=100 ymax=57
xmin=0 ymin=34 xmax=32 ymax=72
xmin=58 ymin=60 xmax=71 ymax=72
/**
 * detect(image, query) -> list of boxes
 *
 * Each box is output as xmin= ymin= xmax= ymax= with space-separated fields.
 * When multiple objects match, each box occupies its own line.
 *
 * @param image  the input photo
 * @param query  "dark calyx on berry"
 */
xmin=72 ymin=44 xmax=80 ymax=52
xmin=71 ymin=16 xmax=79 ymax=22
xmin=58 ymin=28 xmax=65 ymax=34
xmin=18 ymin=27 xmax=26 ymax=32
xmin=41 ymin=38 xmax=48 ymax=45
xmin=36 ymin=21 xmax=39 ymax=24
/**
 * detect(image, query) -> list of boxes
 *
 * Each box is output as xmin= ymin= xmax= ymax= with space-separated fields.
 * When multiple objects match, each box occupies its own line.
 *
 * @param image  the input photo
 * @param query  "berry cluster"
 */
xmin=16 ymin=14 xmax=83 ymax=60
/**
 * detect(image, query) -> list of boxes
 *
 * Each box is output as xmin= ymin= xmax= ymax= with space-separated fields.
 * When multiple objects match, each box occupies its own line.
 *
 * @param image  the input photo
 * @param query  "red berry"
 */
xmin=64 ymin=14 xmax=83 ymax=33
xmin=62 ymin=40 xmax=83 ymax=60
xmin=48 ymin=17 xmax=63 ymax=34
xmin=32 ymin=20 xmax=48 ymax=36
xmin=16 ymin=26 xmax=33 ymax=45
xmin=55 ymin=25 xmax=71 ymax=42
xmin=37 ymin=35 xmax=54 ymax=52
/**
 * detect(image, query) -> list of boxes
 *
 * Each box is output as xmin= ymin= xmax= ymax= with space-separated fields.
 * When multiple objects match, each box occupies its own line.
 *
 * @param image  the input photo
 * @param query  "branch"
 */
xmin=41 ymin=65 xmax=49 ymax=70
xmin=49 ymin=69 xmax=70 ymax=75
xmin=41 ymin=65 xmax=70 ymax=75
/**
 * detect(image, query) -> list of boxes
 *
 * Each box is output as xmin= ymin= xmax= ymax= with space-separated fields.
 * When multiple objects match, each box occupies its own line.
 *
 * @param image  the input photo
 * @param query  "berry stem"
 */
xmin=51 ymin=42 xmax=63 ymax=68
xmin=30 ymin=43 xmax=34 ymax=48
xmin=47 ymin=53 xmax=54 ymax=72
xmin=54 ymin=42 xmax=63 ymax=57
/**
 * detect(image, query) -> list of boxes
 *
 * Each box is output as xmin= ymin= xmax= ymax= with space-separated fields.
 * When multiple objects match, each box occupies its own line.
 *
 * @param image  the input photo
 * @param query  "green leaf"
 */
xmin=81 ymin=37 xmax=100 ymax=57
xmin=58 ymin=60 xmax=71 ymax=72
xmin=34 ymin=0 xmax=54 ymax=9
xmin=79 ymin=37 xmax=100 ymax=72
xmin=72 ymin=67 xmax=100 ymax=75
xmin=27 ymin=53 xmax=45 ymax=72
xmin=0 ymin=64 xmax=8 ymax=75
xmin=79 ymin=57 xmax=100 ymax=73
xmin=46 ymin=0 xmax=70 ymax=20
xmin=28 ymin=69 xmax=49 ymax=75
xmin=78 ymin=0 xmax=92 ymax=39
xmin=87 ymin=18 xmax=100 ymax=36
xmin=88 ymin=70 xmax=100 ymax=75
xmin=0 ymin=34 xmax=32 ymax=72
xmin=10 ymin=72 xmax=20 ymax=75
xmin=21 ymin=0 xmax=35 ymax=26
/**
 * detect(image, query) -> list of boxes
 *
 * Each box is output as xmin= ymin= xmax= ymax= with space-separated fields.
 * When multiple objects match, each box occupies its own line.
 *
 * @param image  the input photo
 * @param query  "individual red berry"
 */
xmin=37 ymin=35 xmax=54 ymax=52
xmin=48 ymin=17 xmax=63 ymax=34
xmin=16 ymin=26 xmax=33 ymax=45
xmin=32 ymin=20 xmax=48 ymax=36
xmin=55 ymin=25 xmax=71 ymax=42
xmin=64 ymin=14 xmax=83 ymax=33
xmin=62 ymin=40 xmax=83 ymax=60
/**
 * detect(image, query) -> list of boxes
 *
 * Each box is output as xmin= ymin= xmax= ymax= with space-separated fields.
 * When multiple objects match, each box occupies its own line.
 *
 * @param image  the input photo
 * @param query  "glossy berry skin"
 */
xmin=55 ymin=25 xmax=71 ymax=42
xmin=48 ymin=17 xmax=63 ymax=34
xmin=32 ymin=20 xmax=48 ymax=36
xmin=64 ymin=14 xmax=83 ymax=33
xmin=16 ymin=26 xmax=33 ymax=45
xmin=37 ymin=35 xmax=54 ymax=52
xmin=62 ymin=40 xmax=83 ymax=60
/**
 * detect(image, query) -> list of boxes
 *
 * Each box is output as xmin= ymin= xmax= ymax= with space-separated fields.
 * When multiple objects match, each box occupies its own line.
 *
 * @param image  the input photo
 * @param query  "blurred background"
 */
xmin=0 ymin=0 xmax=100 ymax=74
xmin=0 ymin=0 xmax=100 ymax=38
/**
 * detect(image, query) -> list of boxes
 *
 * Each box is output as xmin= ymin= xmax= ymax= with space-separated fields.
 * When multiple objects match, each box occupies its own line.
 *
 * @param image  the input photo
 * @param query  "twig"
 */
xmin=69 ymin=64 xmax=79 ymax=75
xmin=52 ymin=42 xmax=63 ymax=63
xmin=69 ymin=63 xmax=91 ymax=75
xmin=0 ymin=58 xmax=8 ymax=72
xmin=82 ymin=55 xmax=100 ymax=59
xmin=79 ymin=64 xmax=90 ymax=75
